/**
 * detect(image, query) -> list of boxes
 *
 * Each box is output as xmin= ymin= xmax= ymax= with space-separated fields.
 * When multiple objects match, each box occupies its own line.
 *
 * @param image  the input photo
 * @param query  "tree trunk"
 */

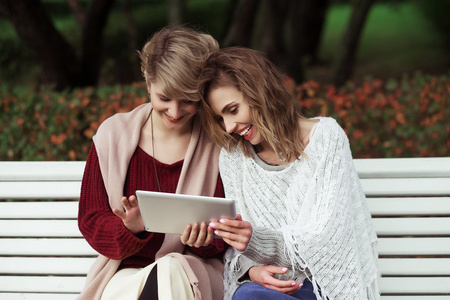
xmin=0 ymin=0 xmax=82 ymax=89
xmin=331 ymin=0 xmax=376 ymax=87
xmin=291 ymin=0 xmax=329 ymax=65
xmin=222 ymin=0 xmax=260 ymax=47
xmin=261 ymin=0 xmax=289 ymax=66
xmin=168 ymin=0 xmax=186 ymax=25
xmin=66 ymin=0 xmax=85 ymax=28
xmin=81 ymin=0 xmax=115 ymax=86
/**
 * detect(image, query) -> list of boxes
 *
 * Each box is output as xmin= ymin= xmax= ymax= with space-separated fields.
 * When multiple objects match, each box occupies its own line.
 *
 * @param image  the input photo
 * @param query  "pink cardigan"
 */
xmin=77 ymin=103 xmax=223 ymax=300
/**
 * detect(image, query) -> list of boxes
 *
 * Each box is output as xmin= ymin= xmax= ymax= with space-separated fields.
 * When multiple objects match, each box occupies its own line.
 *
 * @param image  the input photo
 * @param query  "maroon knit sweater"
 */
xmin=79 ymin=144 xmax=226 ymax=270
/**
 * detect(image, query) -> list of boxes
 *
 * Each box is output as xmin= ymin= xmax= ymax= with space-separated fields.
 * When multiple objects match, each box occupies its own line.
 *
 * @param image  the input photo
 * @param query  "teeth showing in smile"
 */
xmin=239 ymin=125 xmax=251 ymax=136
xmin=166 ymin=114 xmax=182 ymax=121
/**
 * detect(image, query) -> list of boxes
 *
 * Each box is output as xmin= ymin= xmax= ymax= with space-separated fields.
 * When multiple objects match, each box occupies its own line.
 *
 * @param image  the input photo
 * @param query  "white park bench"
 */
xmin=0 ymin=158 xmax=449 ymax=299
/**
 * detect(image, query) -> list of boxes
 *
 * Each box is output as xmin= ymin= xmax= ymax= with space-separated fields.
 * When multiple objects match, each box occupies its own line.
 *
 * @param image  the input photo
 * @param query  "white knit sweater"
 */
xmin=220 ymin=117 xmax=380 ymax=300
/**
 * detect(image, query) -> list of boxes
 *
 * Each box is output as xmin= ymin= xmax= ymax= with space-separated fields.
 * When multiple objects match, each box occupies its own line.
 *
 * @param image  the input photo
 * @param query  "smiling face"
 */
xmin=208 ymin=85 xmax=265 ymax=146
xmin=149 ymin=82 xmax=199 ymax=131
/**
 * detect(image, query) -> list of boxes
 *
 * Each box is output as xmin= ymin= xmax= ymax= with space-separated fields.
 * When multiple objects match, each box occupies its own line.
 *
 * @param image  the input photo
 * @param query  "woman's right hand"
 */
xmin=180 ymin=222 xmax=215 ymax=248
xmin=248 ymin=265 xmax=303 ymax=295
xmin=112 ymin=195 xmax=145 ymax=235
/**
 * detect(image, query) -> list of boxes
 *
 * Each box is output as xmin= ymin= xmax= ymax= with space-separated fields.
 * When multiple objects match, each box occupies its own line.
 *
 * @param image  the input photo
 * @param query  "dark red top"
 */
xmin=78 ymin=144 xmax=226 ymax=269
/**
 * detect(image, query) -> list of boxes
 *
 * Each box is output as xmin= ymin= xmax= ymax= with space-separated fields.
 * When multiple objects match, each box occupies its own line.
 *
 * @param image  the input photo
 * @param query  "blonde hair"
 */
xmin=139 ymin=26 xmax=219 ymax=101
xmin=198 ymin=47 xmax=306 ymax=159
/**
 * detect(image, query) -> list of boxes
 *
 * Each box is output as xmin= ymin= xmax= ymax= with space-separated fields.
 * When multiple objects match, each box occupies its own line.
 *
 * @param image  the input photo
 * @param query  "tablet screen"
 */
xmin=136 ymin=190 xmax=236 ymax=234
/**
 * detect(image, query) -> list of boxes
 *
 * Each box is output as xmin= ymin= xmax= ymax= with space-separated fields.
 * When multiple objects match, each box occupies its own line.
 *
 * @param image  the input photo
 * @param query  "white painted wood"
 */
xmin=0 ymin=276 xmax=85 ymax=293
xmin=360 ymin=177 xmax=450 ymax=196
xmin=0 ymin=238 xmax=97 ymax=256
xmin=372 ymin=217 xmax=450 ymax=235
xmin=0 ymin=181 xmax=81 ymax=199
xmin=1 ymin=158 xmax=449 ymax=297
xmin=379 ymin=277 xmax=450 ymax=293
xmin=0 ymin=220 xmax=82 ymax=237
xmin=0 ymin=257 xmax=95 ymax=275
xmin=377 ymin=237 xmax=450 ymax=255
xmin=0 ymin=293 xmax=79 ymax=300
xmin=367 ymin=197 xmax=450 ymax=215
xmin=379 ymin=258 xmax=450 ymax=275
xmin=0 ymin=201 xmax=78 ymax=219
xmin=354 ymin=157 xmax=450 ymax=178
xmin=0 ymin=161 xmax=85 ymax=181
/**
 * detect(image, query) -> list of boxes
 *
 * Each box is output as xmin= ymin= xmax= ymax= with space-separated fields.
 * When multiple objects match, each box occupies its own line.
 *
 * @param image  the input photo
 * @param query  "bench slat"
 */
xmin=1 ymin=158 xmax=449 ymax=297
xmin=0 ymin=161 xmax=85 ymax=181
xmin=367 ymin=197 xmax=450 ymax=215
xmin=9 ymin=218 xmax=450 ymax=238
xmin=354 ymin=157 xmax=450 ymax=178
xmin=360 ymin=178 xmax=450 ymax=196
xmin=3 ymin=178 xmax=449 ymax=199
xmin=5 ymin=257 xmax=446 ymax=277
xmin=379 ymin=277 xmax=450 ymax=293
xmin=0 ymin=257 xmax=95 ymax=275
xmin=0 ymin=181 xmax=81 ymax=199
xmin=378 ymin=258 xmax=450 ymax=275
xmin=0 ymin=238 xmax=97 ymax=256
xmin=0 ymin=276 xmax=85 ymax=293
xmin=377 ymin=237 xmax=450 ymax=255
xmin=0 ymin=201 xmax=78 ymax=219
xmin=0 ymin=293 xmax=79 ymax=300
xmin=0 ymin=220 xmax=81 ymax=237
xmin=373 ymin=217 xmax=450 ymax=236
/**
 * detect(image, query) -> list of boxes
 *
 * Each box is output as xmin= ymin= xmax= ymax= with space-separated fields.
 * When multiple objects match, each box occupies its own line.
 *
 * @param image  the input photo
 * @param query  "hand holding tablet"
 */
xmin=135 ymin=190 xmax=237 ymax=235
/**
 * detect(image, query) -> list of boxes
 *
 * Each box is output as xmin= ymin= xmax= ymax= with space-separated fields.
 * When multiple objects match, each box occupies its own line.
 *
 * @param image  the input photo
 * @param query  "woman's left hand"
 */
xmin=180 ymin=222 xmax=214 ymax=248
xmin=209 ymin=214 xmax=252 ymax=251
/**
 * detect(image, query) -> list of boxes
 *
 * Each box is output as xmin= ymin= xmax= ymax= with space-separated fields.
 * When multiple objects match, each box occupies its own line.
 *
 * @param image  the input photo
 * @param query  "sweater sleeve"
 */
xmin=78 ymin=144 xmax=156 ymax=260
xmin=241 ymin=123 xmax=358 ymax=269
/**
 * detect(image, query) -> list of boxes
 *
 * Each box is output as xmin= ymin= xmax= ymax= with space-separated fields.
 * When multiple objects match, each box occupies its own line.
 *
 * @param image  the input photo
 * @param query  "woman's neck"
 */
xmin=139 ymin=110 xmax=193 ymax=164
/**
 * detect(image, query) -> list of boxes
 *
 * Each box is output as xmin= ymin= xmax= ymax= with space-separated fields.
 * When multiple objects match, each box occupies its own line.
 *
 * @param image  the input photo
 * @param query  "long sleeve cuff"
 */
xmin=235 ymin=254 xmax=263 ymax=283
xmin=241 ymin=226 xmax=288 ymax=267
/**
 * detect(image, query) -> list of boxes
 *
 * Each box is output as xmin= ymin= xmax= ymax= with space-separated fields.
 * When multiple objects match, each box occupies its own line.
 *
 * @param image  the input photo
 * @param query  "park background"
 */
xmin=0 ymin=0 xmax=449 ymax=161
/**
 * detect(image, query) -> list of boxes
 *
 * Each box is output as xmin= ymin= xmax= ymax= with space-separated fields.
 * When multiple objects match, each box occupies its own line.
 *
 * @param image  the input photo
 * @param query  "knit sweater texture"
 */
xmin=220 ymin=117 xmax=380 ymax=300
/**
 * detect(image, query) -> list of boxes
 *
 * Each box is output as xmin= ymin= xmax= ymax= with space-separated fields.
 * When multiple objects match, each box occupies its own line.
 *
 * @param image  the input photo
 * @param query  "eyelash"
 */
xmin=229 ymin=106 xmax=238 ymax=115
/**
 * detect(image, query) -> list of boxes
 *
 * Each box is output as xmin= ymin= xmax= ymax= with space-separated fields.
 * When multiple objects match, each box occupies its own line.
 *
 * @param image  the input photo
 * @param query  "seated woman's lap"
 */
xmin=232 ymin=280 xmax=317 ymax=300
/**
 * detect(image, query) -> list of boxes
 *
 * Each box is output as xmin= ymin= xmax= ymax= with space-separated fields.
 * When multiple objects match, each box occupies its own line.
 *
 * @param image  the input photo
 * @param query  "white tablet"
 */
xmin=136 ymin=190 xmax=236 ymax=234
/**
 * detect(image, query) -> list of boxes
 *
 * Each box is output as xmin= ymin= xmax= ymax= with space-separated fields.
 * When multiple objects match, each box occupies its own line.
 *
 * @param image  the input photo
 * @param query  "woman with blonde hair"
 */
xmin=77 ymin=26 xmax=225 ymax=300
xmin=198 ymin=47 xmax=380 ymax=300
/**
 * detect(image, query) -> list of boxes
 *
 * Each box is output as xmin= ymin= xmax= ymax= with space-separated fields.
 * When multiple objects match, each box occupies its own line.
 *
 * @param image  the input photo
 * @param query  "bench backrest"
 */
xmin=1 ymin=158 xmax=450 ymax=299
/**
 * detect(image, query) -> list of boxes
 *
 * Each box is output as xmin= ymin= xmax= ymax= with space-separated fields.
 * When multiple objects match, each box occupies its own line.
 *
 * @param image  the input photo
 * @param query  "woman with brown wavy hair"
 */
xmin=198 ymin=47 xmax=380 ymax=300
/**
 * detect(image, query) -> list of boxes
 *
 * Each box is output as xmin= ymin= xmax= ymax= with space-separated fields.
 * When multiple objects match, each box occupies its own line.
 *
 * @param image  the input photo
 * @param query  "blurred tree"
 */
xmin=286 ymin=0 xmax=330 ymax=83
xmin=261 ymin=0 xmax=288 ymax=66
xmin=288 ymin=0 xmax=330 ymax=66
xmin=331 ymin=0 xmax=376 ymax=87
xmin=168 ymin=0 xmax=186 ymax=25
xmin=222 ymin=0 xmax=259 ymax=47
xmin=67 ymin=0 xmax=85 ymax=27
xmin=222 ymin=0 xmax=330 ymax=84
xmin=0 ymin=0 xmax=114 ymax=90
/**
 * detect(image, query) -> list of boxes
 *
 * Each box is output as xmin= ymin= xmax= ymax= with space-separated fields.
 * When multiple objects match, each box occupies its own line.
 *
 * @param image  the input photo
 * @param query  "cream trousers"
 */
xmin=101 ymin=256 xmax=195 ymax=300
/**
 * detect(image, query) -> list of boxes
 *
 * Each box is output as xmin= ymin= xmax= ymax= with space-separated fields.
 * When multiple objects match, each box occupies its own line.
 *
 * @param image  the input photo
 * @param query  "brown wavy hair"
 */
xmin=139 ymin=26 xmax=219 ymax=101
xmin=198 ymin=47 xmax=306 ymax=159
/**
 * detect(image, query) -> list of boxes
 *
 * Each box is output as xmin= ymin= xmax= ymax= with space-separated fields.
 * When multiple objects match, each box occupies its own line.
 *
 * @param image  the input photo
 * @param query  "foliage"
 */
xmin=0 ymin=83 xmax=147 ymax=161
xmin=288 ymin=71 xmax=449 ymax=158
xmin=1 ymin=71 xmax=449 ymax=161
